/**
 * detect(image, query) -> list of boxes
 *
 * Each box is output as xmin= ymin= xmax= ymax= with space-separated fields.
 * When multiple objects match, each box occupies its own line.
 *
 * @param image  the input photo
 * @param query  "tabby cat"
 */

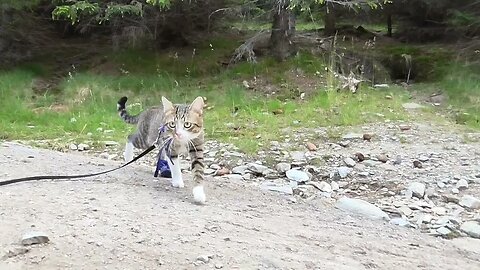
xmin=117 ymin=96 xmax=206 ymax=204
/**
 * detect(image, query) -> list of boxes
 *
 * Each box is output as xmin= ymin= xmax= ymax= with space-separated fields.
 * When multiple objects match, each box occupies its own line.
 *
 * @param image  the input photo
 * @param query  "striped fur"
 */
xmin=117 ymin=96 xmax=139 ymax=124
xmin=118 ymin=95 xmax=206 ymax=204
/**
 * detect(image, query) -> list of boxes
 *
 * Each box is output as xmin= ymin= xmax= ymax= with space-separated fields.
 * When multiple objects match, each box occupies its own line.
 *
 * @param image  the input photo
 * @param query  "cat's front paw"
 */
xmin=192 ymin=185 xmax=206 ymax=205
xmin=171 ymin=179 xmax=184 ymax=188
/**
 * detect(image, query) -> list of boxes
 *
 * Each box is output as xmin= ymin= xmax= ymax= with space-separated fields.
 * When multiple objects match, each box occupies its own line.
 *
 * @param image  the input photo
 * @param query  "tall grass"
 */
xmin=440 ymin=63 xmax=480 ymax=128
xmin=0 ymin=41 xmax=432 ymax=153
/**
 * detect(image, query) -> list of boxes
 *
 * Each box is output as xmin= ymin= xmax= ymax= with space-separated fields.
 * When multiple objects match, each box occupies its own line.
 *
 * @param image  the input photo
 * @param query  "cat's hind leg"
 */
xmin=124 ymin=133 xmax=146 ymax=162
xmin=124 ymin=137 xmax=135 ymax=162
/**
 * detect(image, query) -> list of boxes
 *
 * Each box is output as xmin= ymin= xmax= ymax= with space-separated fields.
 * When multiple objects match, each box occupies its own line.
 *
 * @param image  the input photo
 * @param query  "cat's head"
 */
xmin=161 ymin=96 xmax=204 ymax=143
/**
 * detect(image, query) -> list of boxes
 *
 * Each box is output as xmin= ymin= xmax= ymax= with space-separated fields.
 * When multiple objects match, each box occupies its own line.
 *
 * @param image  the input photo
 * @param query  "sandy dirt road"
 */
xmin=1 ymin=142 xmax=479 ymax=270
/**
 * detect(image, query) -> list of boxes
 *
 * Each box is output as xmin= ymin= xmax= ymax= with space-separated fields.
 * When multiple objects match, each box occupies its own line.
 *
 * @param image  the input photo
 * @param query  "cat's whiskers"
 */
xmin=187 ymin=139 xmax=197 ymax=153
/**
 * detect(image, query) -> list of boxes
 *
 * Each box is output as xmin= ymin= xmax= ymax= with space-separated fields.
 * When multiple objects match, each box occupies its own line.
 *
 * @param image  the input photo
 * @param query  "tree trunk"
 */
xmin=324 ymin=3 xmax=336 ymax=36
xmin=386 ymin=4 xmax=392 ymax=37
xmin=270 ymin=0 xmax=296 ymax=61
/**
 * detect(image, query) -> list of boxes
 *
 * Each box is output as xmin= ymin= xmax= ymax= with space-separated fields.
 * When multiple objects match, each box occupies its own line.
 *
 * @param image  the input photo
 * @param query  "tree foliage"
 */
xmin=51 ymin=0 xmax=172 ymax=24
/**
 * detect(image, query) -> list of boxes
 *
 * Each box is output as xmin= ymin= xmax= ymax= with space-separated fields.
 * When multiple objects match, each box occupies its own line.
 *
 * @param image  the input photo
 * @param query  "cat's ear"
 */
xmin=161 ymin=96 xmax=174 ymax=112
xmin=190 ymin=96 xmax=204 ymax=114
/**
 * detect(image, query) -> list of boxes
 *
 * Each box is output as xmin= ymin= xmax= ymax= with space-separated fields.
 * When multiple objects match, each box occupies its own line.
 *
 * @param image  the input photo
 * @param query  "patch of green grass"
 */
xmin=1 ymin=42 xmax=420 ymax=155
xmin=440 ymin=63 xmax=480 ymax=129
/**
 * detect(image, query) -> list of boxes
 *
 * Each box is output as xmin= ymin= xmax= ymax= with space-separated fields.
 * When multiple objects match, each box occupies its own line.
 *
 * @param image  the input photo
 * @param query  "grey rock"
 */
xmin=432 ymin=207 xmax=447 ymax=216
xmin=376 ymin=154 xmax=389 ymax=163
xmin=416 ymin=214 xmax=433 ymax=225
xmin=442 ymin=195 xmax=460 ymax=204
xmin=460 ymin=221 xmax=480 ymax=238
xmin=336 ymin=197 xmax=390 ymax=221
xmin=317 ymin=181 xmax=332 ymax=193
xmin=358 ymin=172 xmax=369 ymax=177
xmin=456 ymin=179 xmax=469 ymax=190
xmin=402 ymin=102 xmax=425 ymax=110
xmin=337 ymin=167 xmax=352 ymax=178
xmin=196 ymin=255 xmax=210 ymax=263
xmin=390 ymin=218 xmax=410 ymax=227
xmin=286 ymin=169 xmax=310 ymax=182
xmin=210 ymin=164 xmax=221 ymax=170
xmin=262 ymin=169 xmax=278 ymax=179
xmin=224 ymin=174 xmax=244 ymax=181
xmin=436 ymin=226 xmax=452 ymax=236
xmin=77 ymin=143 xmax=90 ymax=151
xmin=451 ymin=188 xmax=460 ymax=194
xmin=331 ymin=181 xmax=340 ymax=191
xmin=393 ymin=156 xmax=402 ymax=165
xmin=338 ymin=141 xmax=351 ymax=147
xmin=2 ymin=246 xmax=30 ymax=259
xmin=290 ymin=151 xmax=306 ymax=161
xmin=363 ymin=160 xmax=378 ymax=167
xmin=247 ymin=163 xmax=269 ymax=175
xmin=407 ymin=182 xmax=426 ymax=198
xmin=398 ymin=206 xmax=413 ymax=216
xmin=435 ymin=216 xmax=455 ymax=226
xmin=260 ymin=182 xmax=293 ymax=195
xmin=205 ymin=168 xmax=216 ymax=175
xmin=342 ymin=133 xmax=363 ymax=140
xmin=215 ymin=264 xmax=224 ymax=269
xmin=275 ymin=162 xmax=291 ymax=173
xmin=343 ymin=157 xmax=356 ymax=167
xmin=21 ymin=231 xmax=49 ymax=246
xmin=69 ymin=143 xmax=78 ymax=150
xmin=232 ymin=165 xmax=249 ymax=175
xmin=437 ymin=181 xmax=446 ymax=188
xmin=104 ymin=141 xmax=119 ymax=146
xmin=459 ymin=195 xmax=480 ymax=209
xmin=418 ymin=155 xmax=429 ymax=162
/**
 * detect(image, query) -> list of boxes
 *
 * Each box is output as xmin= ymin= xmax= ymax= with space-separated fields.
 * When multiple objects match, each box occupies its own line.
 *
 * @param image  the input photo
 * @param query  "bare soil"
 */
xmin=1 ymin=141 xmax=479 ymax=270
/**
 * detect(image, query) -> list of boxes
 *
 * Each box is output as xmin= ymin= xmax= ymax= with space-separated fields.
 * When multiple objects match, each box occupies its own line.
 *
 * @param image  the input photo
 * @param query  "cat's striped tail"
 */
xmin=117 ymin=96 xmax=139 ymax=124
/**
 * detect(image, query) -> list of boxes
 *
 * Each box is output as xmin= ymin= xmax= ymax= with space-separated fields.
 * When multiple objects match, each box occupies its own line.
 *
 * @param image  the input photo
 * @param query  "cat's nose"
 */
xmin=175 ymin=132 xmax=182 ymax=138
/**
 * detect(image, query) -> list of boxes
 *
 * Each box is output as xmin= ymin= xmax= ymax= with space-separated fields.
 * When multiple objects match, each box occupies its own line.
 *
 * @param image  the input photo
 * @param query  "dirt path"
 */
xmin=1 ymin=141 xmax=479 ymax=270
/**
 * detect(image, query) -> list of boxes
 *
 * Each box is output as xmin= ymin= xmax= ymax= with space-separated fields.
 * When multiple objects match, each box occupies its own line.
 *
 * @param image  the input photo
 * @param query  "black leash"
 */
xmin=0 ymin=145 xmax=156 ymax=186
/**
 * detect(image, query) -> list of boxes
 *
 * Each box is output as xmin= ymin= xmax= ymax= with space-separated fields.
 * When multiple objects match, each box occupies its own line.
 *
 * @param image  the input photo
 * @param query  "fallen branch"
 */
xmin=335 ymin=71 xmax=363 ymax=93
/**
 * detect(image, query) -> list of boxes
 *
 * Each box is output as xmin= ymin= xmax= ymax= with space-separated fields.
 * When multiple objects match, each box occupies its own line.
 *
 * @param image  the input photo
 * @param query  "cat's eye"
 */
xmin=167 ymin=121 xmax=176 ymax=129
xmin=183 ymin=122 xmax=193 ymax=129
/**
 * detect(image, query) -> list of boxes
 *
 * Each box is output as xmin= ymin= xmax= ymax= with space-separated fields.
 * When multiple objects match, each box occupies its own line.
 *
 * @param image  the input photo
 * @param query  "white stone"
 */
xmin=432 ymin=207 xmax=447 ymax=216
xmin=247 ymin=163 xmax=269 ymax=175
xmin=260 ymin=182 xmax=293 ymax=195
xmin=104 ymin=141 xmax=119 ymax=146
xmin=232 ymin=165 xmax=249 ymax=175
xmin=460 ymin=221 xmax=480 ymax=239
xmin=398 ymin=205 xmax=413 ymax=216
xmin=436 ymin=227 xmax=451 ymax=236
xmin=343 ymin=157 xmax=356 ymax=167
xmin=77 ymin=143 xmax=90 ymax=151
xmin=456 ymin=179 xmax=469 ymax=190
xmin=335 ymin=197 xmax=390 ymax=221
xmin=407 ymin=182 xmax=425 ymax=198
xmin=342 ymin=133 xmax=363 ymax=140
xmin=337 ymin=167 xmax=352 ymax=178
xmin=390 ymin=218 xmax=410 ymax=227
xmin=275 ymin=162 xmax=291 ymax=173
xmin=317 ymin=181 xmax=332 ymax=193
xmin=286 ymin=169 xmax=310 ymax=182
xmin=21 ymin=231 xmax=49 ymax=246
xmin=331 ymin=181 xmax=340 ymax=191
xmin=459 ymin=195 xmax=480 ymax=209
